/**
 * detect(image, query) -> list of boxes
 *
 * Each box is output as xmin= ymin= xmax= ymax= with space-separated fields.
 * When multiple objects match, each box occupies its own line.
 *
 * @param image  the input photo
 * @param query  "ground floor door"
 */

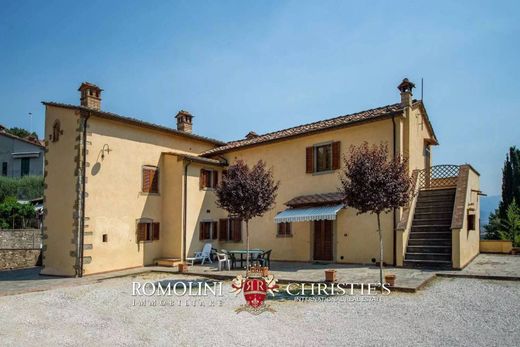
xmin=313 ymin=220 xmax=333 ymax=261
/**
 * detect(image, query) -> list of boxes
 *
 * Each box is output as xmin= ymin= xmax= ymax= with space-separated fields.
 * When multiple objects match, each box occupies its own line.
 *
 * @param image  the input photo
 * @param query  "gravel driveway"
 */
xmin=0 ymin=273 xmax=519 ymax=346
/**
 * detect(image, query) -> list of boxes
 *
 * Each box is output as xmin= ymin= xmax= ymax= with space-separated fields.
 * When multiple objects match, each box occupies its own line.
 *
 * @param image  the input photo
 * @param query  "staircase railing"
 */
xmin=417 ymin=165 xmax=460 ymax=190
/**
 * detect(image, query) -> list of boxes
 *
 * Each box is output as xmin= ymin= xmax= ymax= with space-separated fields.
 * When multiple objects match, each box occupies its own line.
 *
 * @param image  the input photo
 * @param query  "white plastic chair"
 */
xmin=186 ymin=243 xmax=213 ymax=265
xmin=217 ymin=252 xmax=231 ymax=271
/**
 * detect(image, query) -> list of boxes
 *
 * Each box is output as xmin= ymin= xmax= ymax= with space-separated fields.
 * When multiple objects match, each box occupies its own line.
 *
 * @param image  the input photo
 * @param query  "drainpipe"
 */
xmin=76 ymin=111 xmax=90 ymax=277
xmin=182 ymin=160 xmax=192 ymax=262
xmin=392 ymin=114 xmax=397 ymax=266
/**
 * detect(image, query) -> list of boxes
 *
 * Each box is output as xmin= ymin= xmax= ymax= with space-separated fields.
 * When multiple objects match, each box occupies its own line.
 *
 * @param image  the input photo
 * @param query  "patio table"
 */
xmin=227 ymin=249 xmax=264 ymax=269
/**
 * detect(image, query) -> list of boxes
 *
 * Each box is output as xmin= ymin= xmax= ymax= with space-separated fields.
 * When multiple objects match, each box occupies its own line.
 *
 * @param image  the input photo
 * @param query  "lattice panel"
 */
xmin=418 ymin=165 xmax=460 ymax=190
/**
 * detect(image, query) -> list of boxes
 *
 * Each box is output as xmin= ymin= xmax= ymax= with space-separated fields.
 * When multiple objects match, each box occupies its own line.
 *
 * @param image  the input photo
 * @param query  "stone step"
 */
xmin=403 ymin=259 xmax=452 ymax=269
xmin=406 ymin=245 xmax=451 ymax=254
xmin=413 ymin=218 xmax=452 ymax=226
xmin=407 ymin=238 xmax=452 ymax=246
xmin=415 ymin=203 xmax=454 ymax=211
xmin=417 ymin=196 xmax=456 ymax=205
xmin=413 ymin=211 xmax=453 ymax=220
xmin=411 ymin=225 xmax=451 ymax=233
xmin=154 ymin=258 xmax=182 ymax=267
xmin=418 ymin=189 xmax=456 ymax=197
xmin=409 ymin=231 xmax=451 ymax=239
xmin=405 ymin=252 xmax=452 ymax=261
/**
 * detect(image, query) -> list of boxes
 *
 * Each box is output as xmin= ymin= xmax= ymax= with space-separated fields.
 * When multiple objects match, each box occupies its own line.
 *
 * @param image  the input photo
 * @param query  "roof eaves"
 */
xmin=162 ymin=151 xmax=228 ymax=166
xmin=202 ymin=107 xmax=403 ymax=156
xmin=42 ymin=101 xmax=225 ymax=146
xmin=0 ymin=131 xmax=45 ymax=148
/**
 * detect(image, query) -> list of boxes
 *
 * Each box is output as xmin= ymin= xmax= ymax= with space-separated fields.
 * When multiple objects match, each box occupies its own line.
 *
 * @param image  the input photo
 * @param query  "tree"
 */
xmin=216 ymin=160 xmax=279 ymax=273
xmin=0 ymin=196 xmax=36 ymax=229
xmin=497 ymin=200 xmax=520 ymax=247
xmin=498 ymin=147 xmax=520 ymax=219
xmin=486 ymin=146 xmax=520 ymax=240
xmin=338 ymin=142 xmax=411 ymax=288
xmin=6 ymin=127 xmax=38 ymax=139
xmin=0 ymin=176 xmax=44 ymax=202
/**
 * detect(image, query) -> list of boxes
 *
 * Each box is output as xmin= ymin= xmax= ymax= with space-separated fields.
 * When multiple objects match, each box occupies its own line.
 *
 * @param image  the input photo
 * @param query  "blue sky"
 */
xmin=1 ymin=0 xmax=519 ymax=195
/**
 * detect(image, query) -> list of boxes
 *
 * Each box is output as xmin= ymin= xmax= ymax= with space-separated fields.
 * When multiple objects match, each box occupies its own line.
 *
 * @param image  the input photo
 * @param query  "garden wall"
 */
xmin=0 ymin=229 xmax=42 ymax=270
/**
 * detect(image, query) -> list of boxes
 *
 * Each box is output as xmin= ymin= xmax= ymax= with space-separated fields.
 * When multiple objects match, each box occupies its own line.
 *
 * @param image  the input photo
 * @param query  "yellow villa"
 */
xmin=41 ymin=79 xmax=481 ymax=277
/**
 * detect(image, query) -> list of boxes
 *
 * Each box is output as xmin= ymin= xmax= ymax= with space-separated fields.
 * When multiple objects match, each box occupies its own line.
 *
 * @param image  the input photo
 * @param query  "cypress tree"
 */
xmin=498 ymin=147 xmax=520 ymax=219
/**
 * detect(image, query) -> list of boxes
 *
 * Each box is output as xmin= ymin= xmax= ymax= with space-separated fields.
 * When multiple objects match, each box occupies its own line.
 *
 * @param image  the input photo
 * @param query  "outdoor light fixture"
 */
xmin=101 ymin=144 xmax=112 ymax=160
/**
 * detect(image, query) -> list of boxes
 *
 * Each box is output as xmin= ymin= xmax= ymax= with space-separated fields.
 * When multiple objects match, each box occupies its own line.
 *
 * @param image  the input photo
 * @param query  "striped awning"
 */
xmin=274 ymin=204 xmax=343 ymax=223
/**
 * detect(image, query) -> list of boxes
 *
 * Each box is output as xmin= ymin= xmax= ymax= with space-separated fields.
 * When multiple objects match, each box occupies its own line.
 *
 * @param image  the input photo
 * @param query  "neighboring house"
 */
xmin=0 ymin=126 xmax=44 ymax=177
xmin=41 ymin=80 xmax=481 ymax=277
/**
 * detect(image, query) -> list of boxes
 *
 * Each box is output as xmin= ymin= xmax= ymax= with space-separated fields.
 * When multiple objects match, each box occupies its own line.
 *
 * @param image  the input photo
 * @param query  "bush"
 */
xmin=0 ymin=176 xmax=44 ymax=202
xmin=0 ymin=197 xmax=36 ymax=229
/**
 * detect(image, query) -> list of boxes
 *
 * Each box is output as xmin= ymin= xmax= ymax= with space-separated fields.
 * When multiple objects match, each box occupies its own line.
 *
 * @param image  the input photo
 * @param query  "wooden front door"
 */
xmin=314 ymin=220 xmax=333 ymax=261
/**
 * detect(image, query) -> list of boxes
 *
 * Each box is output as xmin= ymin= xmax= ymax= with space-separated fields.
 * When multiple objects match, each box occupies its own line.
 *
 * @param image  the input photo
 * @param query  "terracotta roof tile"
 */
xmin=201 ymin=102 xmax=407 ymax=156
xmin=285 ymin=192 xmax=344 ymax=207
xmin=42 ymin=101 xmax=224 ymax=145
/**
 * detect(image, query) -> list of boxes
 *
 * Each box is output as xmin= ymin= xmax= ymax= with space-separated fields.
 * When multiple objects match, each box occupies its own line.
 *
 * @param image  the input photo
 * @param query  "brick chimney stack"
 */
xmin=78 ymin=82 xmax=102 ymax=110
xmin=175 ymin=110 xmax=193 ymax=133
xmin=397 ymin=78 xmax=415 ymax=107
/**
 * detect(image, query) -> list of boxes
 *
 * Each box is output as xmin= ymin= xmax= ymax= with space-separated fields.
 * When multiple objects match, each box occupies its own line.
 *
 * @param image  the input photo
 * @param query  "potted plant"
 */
xmin=325 ymin=269 xmax=337 ymax=282
xmin=384 ymin=273 xmax=396 ymax=287
xmin=261 ymin=266 xmax=269 ymax=277
xmin=178 ymin=263 xmax=189 ymax=273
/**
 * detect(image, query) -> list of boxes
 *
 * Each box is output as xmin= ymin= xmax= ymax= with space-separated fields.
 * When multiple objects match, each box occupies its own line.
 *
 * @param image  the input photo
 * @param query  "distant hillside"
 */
xmin=480 ymin=195 xmax=500 ymax=225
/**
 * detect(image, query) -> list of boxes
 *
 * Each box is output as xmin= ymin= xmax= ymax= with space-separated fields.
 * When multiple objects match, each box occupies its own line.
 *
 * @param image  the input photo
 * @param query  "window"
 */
xmin=306 ymin=141 xmax=340 ymax=174
xmin=315 ymin=144 xmax=332 ymax=172
xmin=218 ymin=218 xmax=242 ymax=242
xmin=199 ymin=169 xmax=218 ymax=189
xmin=199 ymin=221 xmax=218 ymax=240
xmin=467 ymin=214 xmax=476 ymax=231
xmin=52 ymin=120 xmax=61 ymax=142
xmin=277 ymin=222 xmax=292 ymax=237
xmin=136 ymin=222 xmax=160 ymax=242
xmin=21 ymin=158 xmax=30 ymax=176
xmin=1 ymin=162 xmax=7 ymax=176
xmin=142 ymin=166 xmax=159 ymax=193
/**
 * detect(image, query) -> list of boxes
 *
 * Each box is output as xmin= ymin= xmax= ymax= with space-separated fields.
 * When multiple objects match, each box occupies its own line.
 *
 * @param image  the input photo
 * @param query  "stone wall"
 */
xmin=0 ymin=229 xmax=42 ymax=249
xmin=0 ymin=250 xmax=41 ymax=270
xmin=0 ymin=229 xmax=42 ymax=270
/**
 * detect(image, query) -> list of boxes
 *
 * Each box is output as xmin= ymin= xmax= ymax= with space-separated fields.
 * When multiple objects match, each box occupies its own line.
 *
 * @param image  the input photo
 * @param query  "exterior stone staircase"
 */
xmin=404 ymin=188 xmax=456 ymax=268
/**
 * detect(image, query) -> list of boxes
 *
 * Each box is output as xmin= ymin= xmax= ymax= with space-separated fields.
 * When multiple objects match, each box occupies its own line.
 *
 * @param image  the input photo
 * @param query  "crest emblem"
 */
xmin=231 ymin=266 xmax=278 ymax=314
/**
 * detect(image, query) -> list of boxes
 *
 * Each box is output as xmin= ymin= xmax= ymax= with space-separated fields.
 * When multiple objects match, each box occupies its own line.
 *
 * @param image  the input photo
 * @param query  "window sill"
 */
xmin=140 ymin=192 xmax=160 ymax=196
xmin=312 ymin=170 xmax=336 ymax=176
xmin=276 ymin=234 xmax=293 ymax=238
xmin=201 ymin=187 xmax=216 ymax=191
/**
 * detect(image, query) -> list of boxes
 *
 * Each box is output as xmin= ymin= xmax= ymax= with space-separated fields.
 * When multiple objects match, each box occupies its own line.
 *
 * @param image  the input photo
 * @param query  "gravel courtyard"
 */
xmin=0 ymin=273 xmax=519 ymax=346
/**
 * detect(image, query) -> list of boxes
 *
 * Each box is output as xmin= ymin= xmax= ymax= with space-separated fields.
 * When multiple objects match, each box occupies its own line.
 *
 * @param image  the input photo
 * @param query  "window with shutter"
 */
xmin=219 ymin=219 xmax=228 ymax=240
xmin=137 ymin=220 xmax=159 ymax=242
xmin=137 ymin=223 xmax=146 ymax=242
xmin=306 ymin=147 xmax=314 ymax=173
xmin=142 ymin=166 xmax=159 ymax=193
xmin=231 ymin=218 xmax=242 ymax=242
xmin=277 ymin=222 xmax=292 ymax=237
xmin=332 ymin=141 xmax=341 ymax=170
xmin=199 ymin=221 xmax=216 ymax=240
xmin=212 ymin=221 xmax=218 ymax=239
xmin=152 ymin=223 xmax=160 ymax=240
xmin=200 ymin=169 xmax=218 ymax=189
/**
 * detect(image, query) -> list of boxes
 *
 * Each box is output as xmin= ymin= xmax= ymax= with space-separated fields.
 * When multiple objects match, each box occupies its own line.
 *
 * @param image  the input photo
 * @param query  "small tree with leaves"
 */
xmin=338 ymin=142 xmax=411 ymax=287
xmin=216 ymin=160 xmax=279 ymax=273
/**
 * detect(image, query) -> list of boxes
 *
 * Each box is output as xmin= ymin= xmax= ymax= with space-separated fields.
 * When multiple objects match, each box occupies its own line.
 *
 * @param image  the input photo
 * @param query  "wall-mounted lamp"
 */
xmin=101 ymin=144 xmax=112 ymax=160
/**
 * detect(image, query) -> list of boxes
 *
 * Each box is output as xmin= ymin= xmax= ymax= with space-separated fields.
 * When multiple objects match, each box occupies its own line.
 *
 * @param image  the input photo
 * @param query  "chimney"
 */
xmin=245 ymin=131 xmax=259 ymax=140
xmin=175 ymin=110 xmax=193 ymax=133
xmin=78 ymin=82 xmax=102 ymax=110
xmin=397 ymin=78 xmax=415 ymax=107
